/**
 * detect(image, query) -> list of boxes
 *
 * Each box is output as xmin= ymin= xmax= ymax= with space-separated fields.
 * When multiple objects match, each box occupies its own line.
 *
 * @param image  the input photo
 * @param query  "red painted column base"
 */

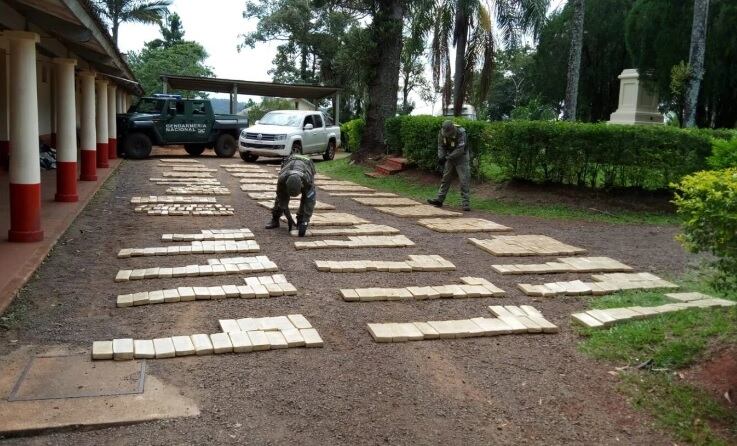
xmin=96 ymin=142 xmax=109 ymax=168
xmin=0 ymin=140 xmax=9 ymax=170
xmin=80 ymin=149 xmax=97 ymax=181
xmin=8 ymin=183 xmax=44 ymax=242
xmin=55 ymin=161 xmax=79 ymax=202
xmin=108 ymin=138 xmax=117 ymax=159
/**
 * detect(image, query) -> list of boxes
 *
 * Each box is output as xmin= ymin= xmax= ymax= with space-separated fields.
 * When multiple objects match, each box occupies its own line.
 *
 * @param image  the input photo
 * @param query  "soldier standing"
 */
xmin=427 ymin=120 xmax=471 ymax=211
xmin=265 ymin=154 xmax=316 ymax=236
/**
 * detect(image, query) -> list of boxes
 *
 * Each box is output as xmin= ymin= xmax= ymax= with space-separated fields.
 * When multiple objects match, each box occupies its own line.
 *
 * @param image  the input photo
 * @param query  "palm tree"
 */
xmin=92 ymin=0 xmax=172 ymax=45
xmin=563 ymin=0 xmax=585 ymax=121
xmin=431 ymin=0 xmax=548 ymax=116
xmin=683 ymin=0 xmax=710 ymax=128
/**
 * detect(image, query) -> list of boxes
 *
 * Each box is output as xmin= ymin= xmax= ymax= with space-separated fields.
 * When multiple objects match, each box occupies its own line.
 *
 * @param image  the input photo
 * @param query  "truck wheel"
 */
xmin=214 ymin=134 xmax=237 ymax=158
xmin=240 ymin=152 xmax=259 ymax=162
xmin=184 ymin=144 xmax=205 ymax=156
xmin=323 ymin=140 xmax=336 ymax=161
xmin=123 ymin=133 xmax=152 ymax=159
xmin=291 ymin=141 xmax=303 ymax=155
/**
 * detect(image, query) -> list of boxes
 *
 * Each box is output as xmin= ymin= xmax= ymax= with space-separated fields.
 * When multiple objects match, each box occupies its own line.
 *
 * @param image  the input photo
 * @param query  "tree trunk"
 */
xmin=355 ymin=0 xmax=404 ymax=160
xmin=683 ymin=0 xmax=709 ymax=128
xmin=452 ymin=9 xmax=469 ymax=116
xmin=300 ymin=45 xmax=308 ymax=82
xmin=401 ymin=68 xmax=410 ymax=112
xmin=563 ymin=0 xmax=585 ymax=121
xmin=112 ymin=21 xmax=120 ymax=46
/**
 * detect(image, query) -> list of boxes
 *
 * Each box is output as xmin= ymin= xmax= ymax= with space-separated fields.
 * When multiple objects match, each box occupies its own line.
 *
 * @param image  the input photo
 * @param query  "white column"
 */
xmin=107 ymin=83 xmax=117 ymax=159
xmin=53 ymin=58 xmax=78 ymax=202
xmin=79 ymin=70 xmax=97 ymax=181
xmin=95 ymin=78 xmax=108 ymax=168
xmin=0 ymin=47 xmax=9 ymax=169
xmin=4 ymin=31 xmax=43 ymax=242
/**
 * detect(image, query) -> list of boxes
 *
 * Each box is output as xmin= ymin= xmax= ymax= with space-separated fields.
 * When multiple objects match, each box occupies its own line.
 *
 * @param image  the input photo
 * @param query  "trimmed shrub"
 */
xmin=491 ymin=122 xmax=714 ymax=189
xmin=708 ymin=137 xmax=737 ymax=169
xmin=340 ymin=118 xmax=364 ymax=153
xmin=386 ymin=115 xmax=490 ymax=176
xmin=384 ymin=116 xmax=407 ymax=154
xmin=673 ymin=168 xmax=737 ymax=291
xmin=386 ymin=116 xmax=714 ymax=190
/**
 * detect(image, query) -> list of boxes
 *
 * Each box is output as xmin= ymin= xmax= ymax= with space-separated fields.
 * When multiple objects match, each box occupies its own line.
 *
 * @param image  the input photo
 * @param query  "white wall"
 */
xmin=36 ymin=58 xmax=51 ymax=137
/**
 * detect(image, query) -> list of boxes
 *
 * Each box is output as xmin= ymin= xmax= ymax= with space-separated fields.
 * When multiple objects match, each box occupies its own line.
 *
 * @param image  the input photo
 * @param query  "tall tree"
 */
xmin=240 ymin=0 xmax=367 ymax=117
xmin=432 ymin=0 xmax=548 ymax=116
xmin=358 ymin=0 xmax=405 ymax=157
xmin=563 ymin=0 xmax=584 ymax=120
xmin=92 ymin=0 xmax=171 ymax=45
xmin=532 ymin=0 xmax=635 ymax=122
xmin=147 ymin=12 xmax=185 ymax=49
xmin=626 ymin=0 xmax=736 ymax=127
xmin=128 ymin=17 xmax=213 ymax=96
xmin=683 ymin=0 xmax=710 ymax=128
xmin=398 ymin=6 xmax=433 ymax=114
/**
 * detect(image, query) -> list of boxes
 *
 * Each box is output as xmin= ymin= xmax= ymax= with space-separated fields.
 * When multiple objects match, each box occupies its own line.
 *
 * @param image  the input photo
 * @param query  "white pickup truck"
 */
xmin=238 ymin=110 xmax=340 ymax=162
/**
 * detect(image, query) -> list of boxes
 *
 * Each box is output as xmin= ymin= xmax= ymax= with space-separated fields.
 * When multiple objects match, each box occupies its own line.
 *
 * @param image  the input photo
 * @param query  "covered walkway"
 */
xmin=1 ymin=0 xmax=142 ymax=309
xmin=0 ymin=159 xmax=121 ymax=312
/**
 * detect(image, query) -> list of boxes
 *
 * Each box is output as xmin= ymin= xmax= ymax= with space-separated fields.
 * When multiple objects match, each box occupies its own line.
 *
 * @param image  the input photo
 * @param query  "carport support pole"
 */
xmin=5 ymin=31 xmax=43 ymax=242
xmin=335 ymin=92 xmax=340 ymax=124
xmin=107 ymin=84 xmax=117 ymax=159
xmin=162 ymin=77 xmax=167 ymax=94
xmin=79 ymin=70 xmax=97 ymax=181
xmin=95 ymin=78 xmax=109 ymax=168
xmin=230 ymin=84 xmax=238 ymax=114
xmin=53 ymin=58 xmax=79 ymax=202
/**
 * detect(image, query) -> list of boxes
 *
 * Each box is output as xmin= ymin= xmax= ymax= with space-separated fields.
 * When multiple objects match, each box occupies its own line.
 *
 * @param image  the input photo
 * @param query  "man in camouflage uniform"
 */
xmin=427 ymin=120 xmax=471 ymax=211
xmin=265 ymin=154 xmax=316 ymax=237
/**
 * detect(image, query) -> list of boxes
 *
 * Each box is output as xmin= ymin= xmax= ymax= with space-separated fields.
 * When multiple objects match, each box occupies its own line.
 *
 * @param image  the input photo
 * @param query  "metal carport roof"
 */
xmin=160 ymin=74 xmax=342 ymax=120
xmin=161 ymin=74 xmax=340 ymax=99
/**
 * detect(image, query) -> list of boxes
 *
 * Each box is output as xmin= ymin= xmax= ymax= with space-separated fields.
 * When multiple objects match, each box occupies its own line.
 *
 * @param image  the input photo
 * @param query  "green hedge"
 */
xmin=673 ymin=168 xmax=737 ymax=291
xmin=708 ymin=137 xmax=737 ymax=169
xmin=385 ymin=115 xmax=490 ymax=176
xmin=340 ymin=118 xmax=364 ymax=153
xmin=384 ymin=117 xmax=715 ymax=190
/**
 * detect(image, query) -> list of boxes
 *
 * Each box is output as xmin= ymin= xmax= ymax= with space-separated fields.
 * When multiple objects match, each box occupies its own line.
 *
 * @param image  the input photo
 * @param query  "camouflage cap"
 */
xmin=441 ymin=120 xmax=457 ymax=138
xmin=285 ymin=174 xmax=302 ymax=197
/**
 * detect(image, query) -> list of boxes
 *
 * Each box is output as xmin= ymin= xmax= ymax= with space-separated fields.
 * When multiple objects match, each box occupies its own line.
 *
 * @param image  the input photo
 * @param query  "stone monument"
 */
xmin=608 ymin=69 xmax=663 ymax=125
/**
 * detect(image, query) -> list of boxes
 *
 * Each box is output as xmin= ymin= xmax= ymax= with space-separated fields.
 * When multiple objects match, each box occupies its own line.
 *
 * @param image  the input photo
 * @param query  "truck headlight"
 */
xmin=240 ymin=129 xmax=247 ymax=137
xmin=274 ymin=134 xmax=287 ymax=141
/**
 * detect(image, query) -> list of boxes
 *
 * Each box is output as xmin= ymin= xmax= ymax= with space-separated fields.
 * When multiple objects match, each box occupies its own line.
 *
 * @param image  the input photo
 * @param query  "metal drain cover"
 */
xmin=8 ymin=354 xmax=145 ymax=401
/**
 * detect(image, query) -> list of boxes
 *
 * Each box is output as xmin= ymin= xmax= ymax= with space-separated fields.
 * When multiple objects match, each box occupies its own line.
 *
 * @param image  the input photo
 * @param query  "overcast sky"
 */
xmin=118 ymin=0 xmax=567 ymax=115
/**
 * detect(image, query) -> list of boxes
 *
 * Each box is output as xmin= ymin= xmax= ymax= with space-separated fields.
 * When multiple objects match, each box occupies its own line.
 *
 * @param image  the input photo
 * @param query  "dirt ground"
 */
xmin=0 ymin=149 xmax=691 ymax=445
xmin=395 ymin=166 xmax=677 ymax=215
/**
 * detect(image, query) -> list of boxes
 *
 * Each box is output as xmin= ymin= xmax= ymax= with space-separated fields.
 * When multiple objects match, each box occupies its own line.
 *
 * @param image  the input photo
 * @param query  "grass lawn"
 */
xmin=319 ymin=158 xmax=679 ymax=225
xmin=578 ymin=282 xmax=737 ymax=445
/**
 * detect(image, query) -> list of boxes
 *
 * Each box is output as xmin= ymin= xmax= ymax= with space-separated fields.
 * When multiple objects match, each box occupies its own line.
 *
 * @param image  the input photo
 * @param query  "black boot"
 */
xmin=427 ymin=198 xmax=443 ymax=208
xmin=265 ymin=212 xmax=280 ymax=229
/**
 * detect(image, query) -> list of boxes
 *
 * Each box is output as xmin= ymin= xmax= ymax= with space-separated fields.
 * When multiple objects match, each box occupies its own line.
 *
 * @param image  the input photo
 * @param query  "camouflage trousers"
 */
xmin=435 ymin=155 xmax=470 ymax=206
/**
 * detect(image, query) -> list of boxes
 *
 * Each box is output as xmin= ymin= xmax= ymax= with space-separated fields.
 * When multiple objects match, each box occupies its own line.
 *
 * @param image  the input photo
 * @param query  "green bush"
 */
xmin=384 ymin=116 xmax=407 ymax=154
xmin=340 ymin=118 xmax=364 ymax=153
xmin=690 ymin=127 xmax=737 ymax=141
xmin=385 ymin=116 xmax=714 ymax=190
xmin=708 ymin=137 xmax=737 ymax=169
xmin=490 ymin=122 xmax=715 ymax=189
xmin=673 ymin=168 xmax=737 ymax=291
xmin=386 ymin=115 xmax=490 ymax=176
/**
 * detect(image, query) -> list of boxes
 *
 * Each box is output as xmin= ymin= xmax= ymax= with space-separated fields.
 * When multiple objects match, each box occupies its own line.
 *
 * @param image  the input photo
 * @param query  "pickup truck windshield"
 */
xmin=134 ymin=98 xmax=165 ymax=114
xmin=259 ymin=112 xmax=303 ymax=127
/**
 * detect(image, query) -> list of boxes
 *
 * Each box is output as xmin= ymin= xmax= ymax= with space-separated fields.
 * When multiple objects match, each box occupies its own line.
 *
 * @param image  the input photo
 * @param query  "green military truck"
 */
xmin=117 ymin=94 xmax=248 ymax=159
